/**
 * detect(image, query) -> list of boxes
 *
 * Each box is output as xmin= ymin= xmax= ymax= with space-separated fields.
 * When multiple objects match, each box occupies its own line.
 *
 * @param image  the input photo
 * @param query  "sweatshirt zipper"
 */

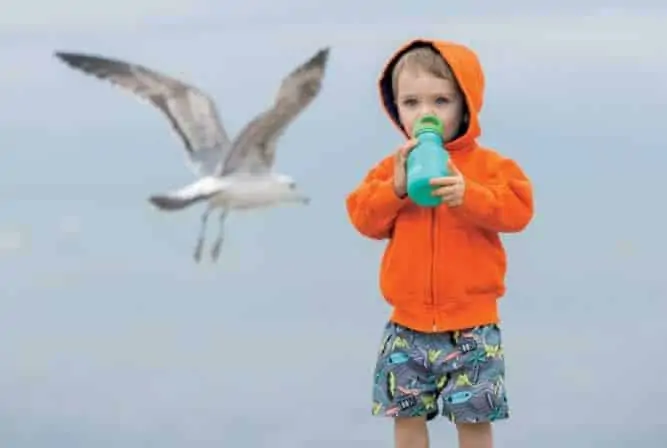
xmin=431 ymin=208 xmax=437 ymax=332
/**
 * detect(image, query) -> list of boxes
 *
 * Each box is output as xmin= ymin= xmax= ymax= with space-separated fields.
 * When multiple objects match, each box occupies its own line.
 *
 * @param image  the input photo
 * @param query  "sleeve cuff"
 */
xmin=374 ymin=180 xmax=410 ymax=215
xmin=454 ymin=178 xmax=493 ymax=218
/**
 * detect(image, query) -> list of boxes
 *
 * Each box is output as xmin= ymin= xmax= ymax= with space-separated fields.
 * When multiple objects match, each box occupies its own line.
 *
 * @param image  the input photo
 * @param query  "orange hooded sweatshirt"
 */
xmin=346 ymin=39 xmax=534 ymax=333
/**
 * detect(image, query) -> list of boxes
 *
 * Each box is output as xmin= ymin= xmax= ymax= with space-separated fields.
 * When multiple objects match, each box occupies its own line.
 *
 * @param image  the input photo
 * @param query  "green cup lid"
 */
xmin=412 ymin=114 xmax=444 ymax=137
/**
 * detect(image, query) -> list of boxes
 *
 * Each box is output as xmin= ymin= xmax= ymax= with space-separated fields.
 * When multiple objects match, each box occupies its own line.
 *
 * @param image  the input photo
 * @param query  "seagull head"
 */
xmin=275 ymin=174 xmax=310 ymax=205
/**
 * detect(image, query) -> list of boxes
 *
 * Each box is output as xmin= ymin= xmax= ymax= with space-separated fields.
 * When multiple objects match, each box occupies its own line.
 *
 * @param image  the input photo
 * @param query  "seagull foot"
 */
xmin=193 ymin=239 xmax=204 ymax=263
xmin=210 ymin=238 xmax=224 ymax=262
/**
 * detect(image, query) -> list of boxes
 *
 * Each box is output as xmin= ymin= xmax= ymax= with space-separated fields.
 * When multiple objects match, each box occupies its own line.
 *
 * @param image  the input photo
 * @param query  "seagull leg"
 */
xmin=210 ymin=209 xmax=229 ymax=262
xmin=193 ymin=207 xmax=212 ymax=263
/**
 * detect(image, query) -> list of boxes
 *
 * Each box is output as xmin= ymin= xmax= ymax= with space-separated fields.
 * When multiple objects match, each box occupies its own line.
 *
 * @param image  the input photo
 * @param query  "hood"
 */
xmin=378 ymin=38 xmax=485 ymax=151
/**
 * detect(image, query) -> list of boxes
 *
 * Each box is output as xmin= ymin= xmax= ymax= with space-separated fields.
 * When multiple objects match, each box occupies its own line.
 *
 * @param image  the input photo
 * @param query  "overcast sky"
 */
xmin=0 ymin=1 xmax=666 ymax=447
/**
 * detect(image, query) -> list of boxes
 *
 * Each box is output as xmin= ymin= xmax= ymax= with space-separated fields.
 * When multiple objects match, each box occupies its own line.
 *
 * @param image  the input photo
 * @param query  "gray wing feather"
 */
xmin=220 ymin=47 xmax=330 ymax=175
xmin=54 ymin=51 xmax=231 ymax=177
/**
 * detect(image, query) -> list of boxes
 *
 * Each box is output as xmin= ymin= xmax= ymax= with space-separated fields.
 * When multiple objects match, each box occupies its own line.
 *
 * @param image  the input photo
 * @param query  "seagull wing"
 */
xmin=220 ymin=47 xmax=330 ymax=175
xmin=55 ymin=51 xmax=232 ymax=177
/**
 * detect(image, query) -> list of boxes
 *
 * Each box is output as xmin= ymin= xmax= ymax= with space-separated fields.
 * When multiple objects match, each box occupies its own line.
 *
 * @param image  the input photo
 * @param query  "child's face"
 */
xmin=395 ymin=69 xmax=465 ymax=143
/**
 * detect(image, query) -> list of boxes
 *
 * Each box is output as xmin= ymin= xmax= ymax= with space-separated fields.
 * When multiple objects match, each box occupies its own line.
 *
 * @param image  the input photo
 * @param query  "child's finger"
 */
xmin=432 ymin=186 xmax=454 ymax=197
xmin=429 ymin=176 xmax=459 ymax=186
xmin=399 ymin=139 xmax=418 ymax=156
xmin=447 ymin=159 xmax=461 ymax=175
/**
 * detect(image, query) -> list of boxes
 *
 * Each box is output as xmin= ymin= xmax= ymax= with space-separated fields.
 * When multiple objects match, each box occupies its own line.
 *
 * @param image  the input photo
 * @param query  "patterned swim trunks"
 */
xmin=371 ymin=321 xmax=509 ymax=424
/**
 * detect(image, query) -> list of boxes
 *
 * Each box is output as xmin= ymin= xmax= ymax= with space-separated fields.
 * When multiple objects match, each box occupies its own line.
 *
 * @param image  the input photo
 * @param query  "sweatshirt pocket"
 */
xmin=463 ymin=229 xmax=506 ymax=295
xmin=379 ymin=209 xmax=429 ymax=304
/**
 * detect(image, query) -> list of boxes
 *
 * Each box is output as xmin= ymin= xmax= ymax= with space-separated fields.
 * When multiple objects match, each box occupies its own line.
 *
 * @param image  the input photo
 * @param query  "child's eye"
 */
xmin=435 ymin=97 xmax=449 ymax=104
xmin=402 ymin=98 xmax=418 ymax=107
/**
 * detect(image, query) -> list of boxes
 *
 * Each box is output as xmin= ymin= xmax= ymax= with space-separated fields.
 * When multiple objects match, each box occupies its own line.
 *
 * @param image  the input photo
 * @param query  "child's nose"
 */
xmin=420 ymin=105 xmax=437 ymax=116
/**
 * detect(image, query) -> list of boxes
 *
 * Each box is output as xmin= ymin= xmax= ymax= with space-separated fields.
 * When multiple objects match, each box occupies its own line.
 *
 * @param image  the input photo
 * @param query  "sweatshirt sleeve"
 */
xmin=345 ymin=156 xmax=409 ymax=240
xmin=450 ymin=156 xmax=534 ymax=233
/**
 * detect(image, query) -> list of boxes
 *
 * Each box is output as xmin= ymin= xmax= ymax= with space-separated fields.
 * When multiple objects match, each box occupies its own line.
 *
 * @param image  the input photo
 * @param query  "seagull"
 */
xmin=54 ymin=47 xmax=330 ymax=262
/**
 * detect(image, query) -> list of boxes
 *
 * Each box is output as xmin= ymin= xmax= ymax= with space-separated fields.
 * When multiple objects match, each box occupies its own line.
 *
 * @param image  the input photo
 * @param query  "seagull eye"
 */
xmin=288 ymin=182 xmax=296 ymax=189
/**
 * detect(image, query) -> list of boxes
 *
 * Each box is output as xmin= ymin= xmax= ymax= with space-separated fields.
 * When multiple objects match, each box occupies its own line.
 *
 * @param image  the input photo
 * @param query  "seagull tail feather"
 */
xmin=147 ymin=177 xmax=224 ymax=212
xmin=148 ymin=193 xmax=204 ymax=211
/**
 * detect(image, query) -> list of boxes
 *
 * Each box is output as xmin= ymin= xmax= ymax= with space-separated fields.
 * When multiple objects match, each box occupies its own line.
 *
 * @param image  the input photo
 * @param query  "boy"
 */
xmin=345 ymin=39 xmax=534 ymax=448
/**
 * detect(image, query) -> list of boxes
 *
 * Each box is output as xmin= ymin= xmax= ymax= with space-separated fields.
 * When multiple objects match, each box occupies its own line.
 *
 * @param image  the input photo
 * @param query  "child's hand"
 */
xmin=392 ymin=138 xmax=418 ymax=198
xmin=430 ymin=159 xmax=466 ymax=207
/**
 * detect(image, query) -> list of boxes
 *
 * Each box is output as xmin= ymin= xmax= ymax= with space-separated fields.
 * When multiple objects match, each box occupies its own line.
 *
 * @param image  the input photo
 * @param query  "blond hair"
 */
xmin=391 ymin=46 xmax=455 ymax=94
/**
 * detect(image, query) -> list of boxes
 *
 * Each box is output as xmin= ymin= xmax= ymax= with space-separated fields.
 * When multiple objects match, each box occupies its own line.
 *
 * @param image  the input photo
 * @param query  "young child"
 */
xmin=345 ymin=39 xmax=534 ymax=448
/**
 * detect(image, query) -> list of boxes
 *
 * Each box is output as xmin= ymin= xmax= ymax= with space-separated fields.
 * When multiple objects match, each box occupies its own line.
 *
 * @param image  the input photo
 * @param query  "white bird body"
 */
xmin=162 ymin=173 xmax=306 ymax=211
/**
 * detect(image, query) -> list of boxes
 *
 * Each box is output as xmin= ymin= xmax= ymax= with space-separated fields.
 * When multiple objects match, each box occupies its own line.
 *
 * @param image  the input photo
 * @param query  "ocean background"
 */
xmin=0 ymin=1 xmax=665 ymax=446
